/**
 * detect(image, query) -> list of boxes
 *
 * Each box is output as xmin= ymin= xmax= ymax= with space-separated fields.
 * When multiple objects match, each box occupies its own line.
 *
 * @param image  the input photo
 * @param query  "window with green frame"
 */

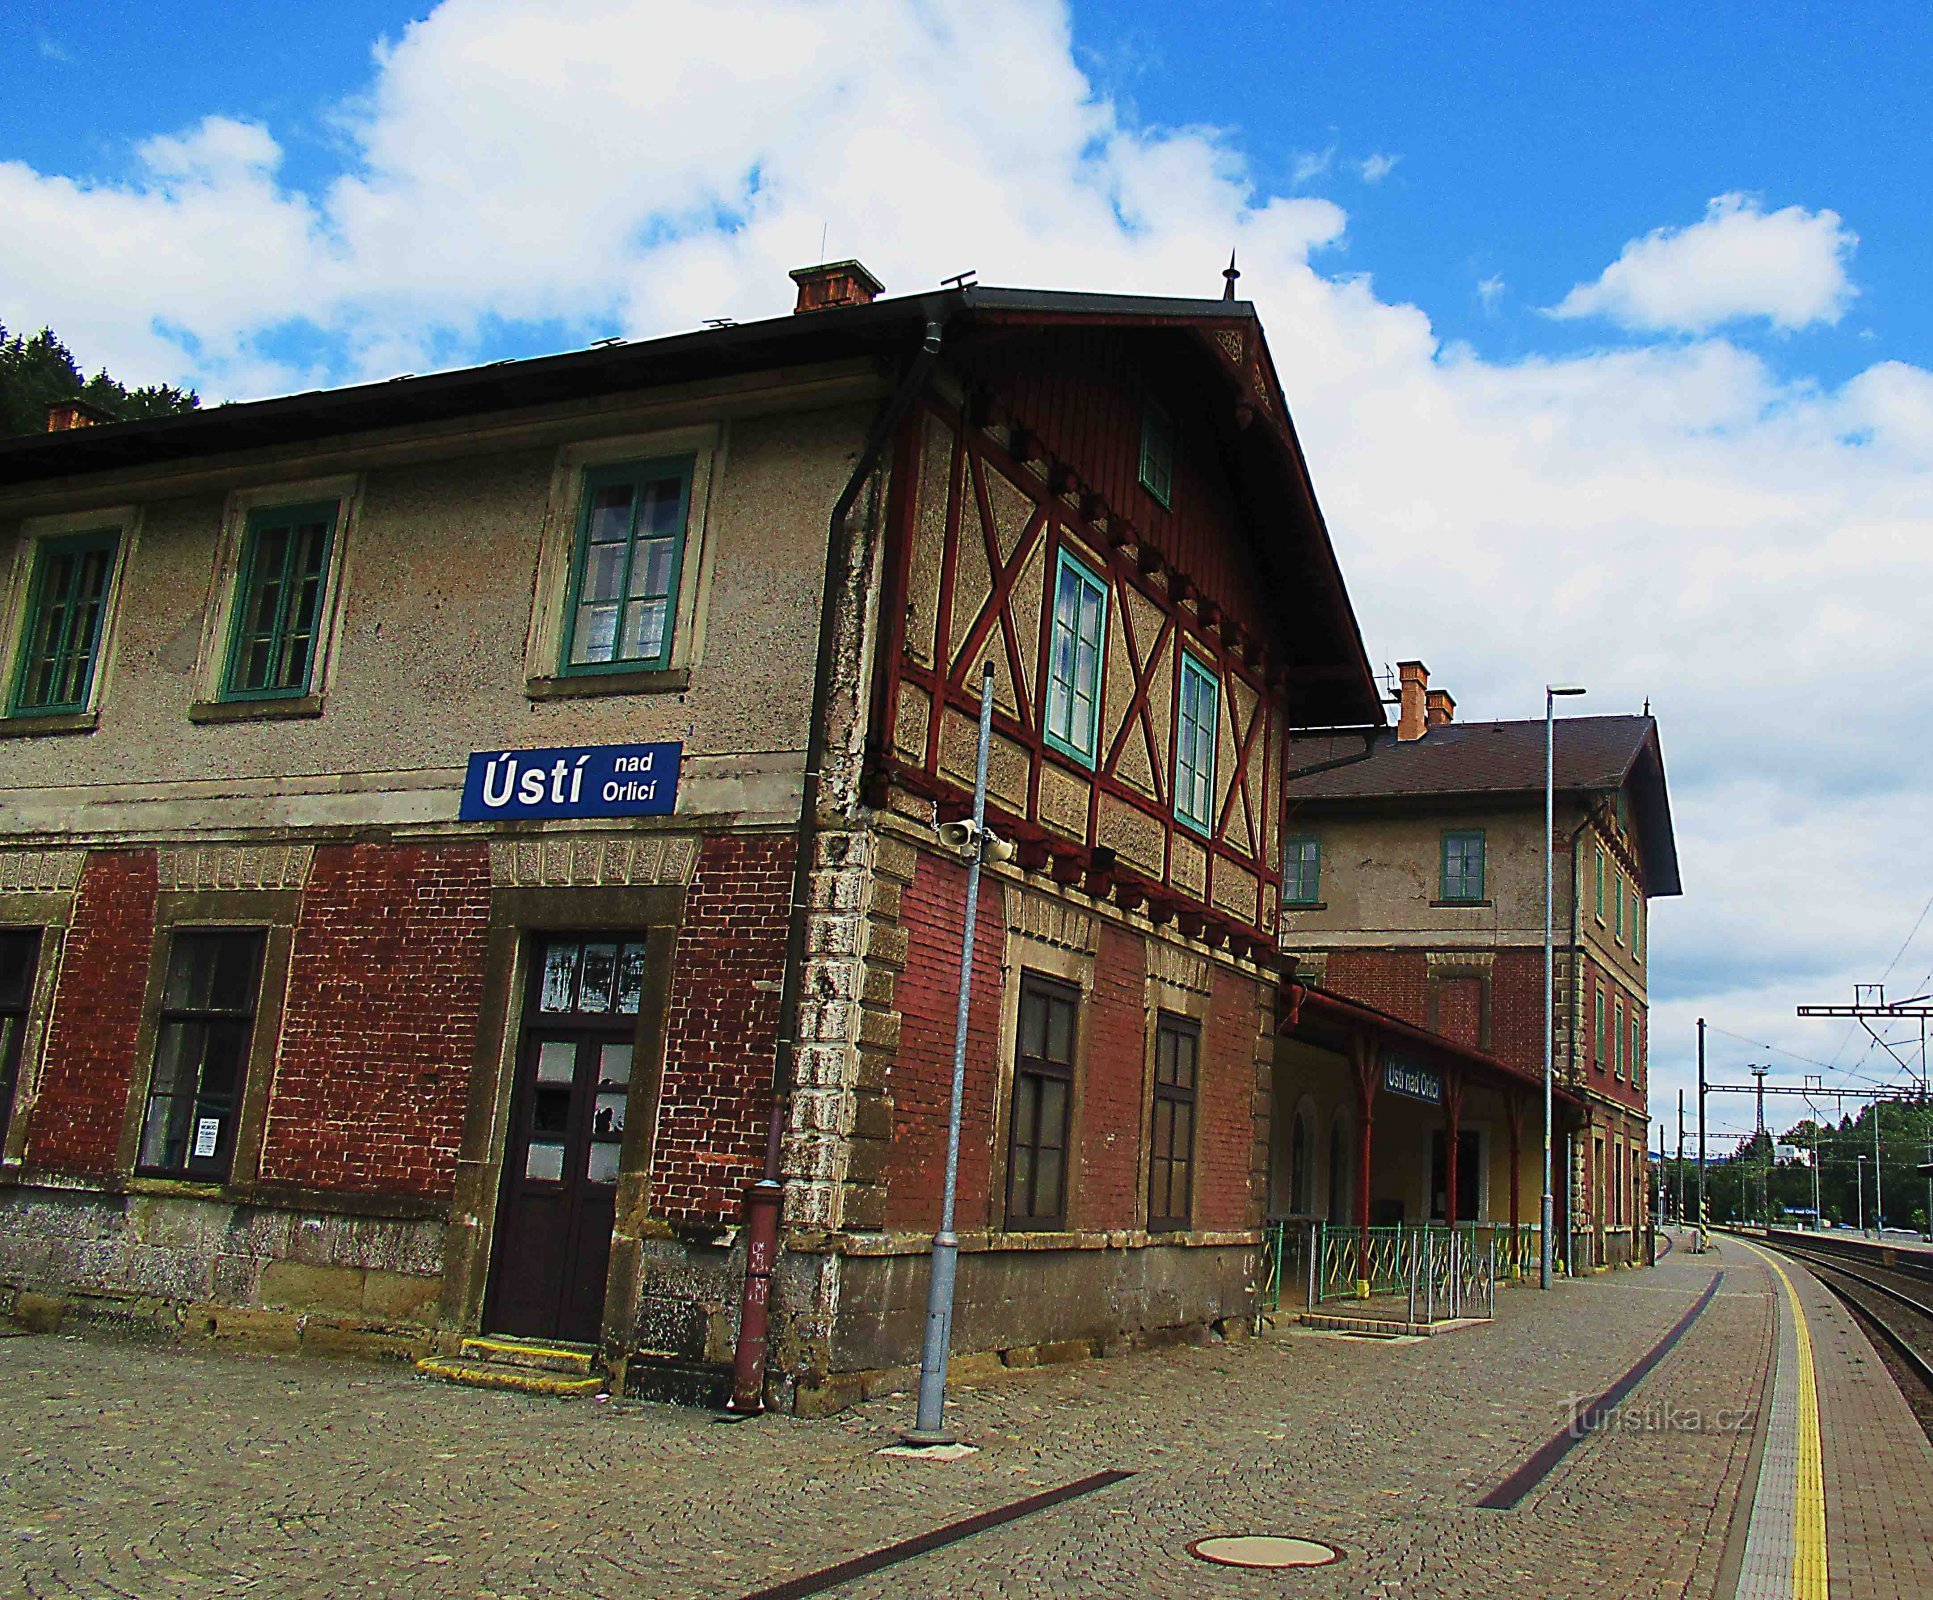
xmin=9 ymin=529 xmax=119 ymax=715
xmin=1283 ymin=836 xmax=1320 ymax=905
xmin=1614 ymin=871 xmax=1625 ymax=942
xmin=1440 ymin=830 xmax=1485 ymax=902
xmin=1613 ymin=997 xmax=1625 ymax=1076
xmin=221 ymin=501 xmax=340 ymax=699
xmin=1635 ymin=896 xmax=1644 ymax=960
xmin=1595 ymin=984 xmax=1607 ymax=1067
xmin=1138 ymin=400 xmax=1174 ymax=508
xmin=1043 ymin=548 xmax=1107 ymax=765
xmin=1594 ymin=845 xmax=1605 ymax=918
xmin=562 ymin=456 xmax=694 ymax=674
xmin=1173 ymin=650 xmax=1218 ymax=835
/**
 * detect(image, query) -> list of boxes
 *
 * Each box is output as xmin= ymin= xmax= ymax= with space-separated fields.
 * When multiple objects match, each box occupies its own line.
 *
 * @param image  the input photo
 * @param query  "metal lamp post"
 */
xmin=1542 ymin=684 xmax=1586 ymax=1289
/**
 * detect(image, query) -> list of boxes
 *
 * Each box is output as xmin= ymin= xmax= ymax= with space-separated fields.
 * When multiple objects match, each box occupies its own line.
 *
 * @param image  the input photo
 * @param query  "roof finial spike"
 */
xmin=1222 ymin=249 xmax=1241 ymax=302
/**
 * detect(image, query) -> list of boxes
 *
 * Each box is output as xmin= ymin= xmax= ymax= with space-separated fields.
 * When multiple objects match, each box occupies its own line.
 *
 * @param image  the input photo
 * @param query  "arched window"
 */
xmin=1290 ymin=1111 xmax=1312 ymax=1215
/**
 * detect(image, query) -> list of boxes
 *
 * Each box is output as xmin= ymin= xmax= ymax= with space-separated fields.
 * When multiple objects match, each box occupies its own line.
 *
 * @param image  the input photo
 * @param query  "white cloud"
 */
xmin=1359 ymin=152 xmax=1399 ymax=183
xmin=0 ymin=0 xmax=1928 ymax=1130
xmin=1290 ymin=143 xmax=1337 ymax=186
xmin=1550 ymin=192 xmax=1857 ymax=334
xmin=1476 ymin=274 xmax=1505 ymax=311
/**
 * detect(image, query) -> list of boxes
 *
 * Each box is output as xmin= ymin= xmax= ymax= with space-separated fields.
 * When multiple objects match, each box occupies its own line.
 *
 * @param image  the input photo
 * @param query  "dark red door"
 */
xmin=485 ymin=937 xmax=643 ymax=1344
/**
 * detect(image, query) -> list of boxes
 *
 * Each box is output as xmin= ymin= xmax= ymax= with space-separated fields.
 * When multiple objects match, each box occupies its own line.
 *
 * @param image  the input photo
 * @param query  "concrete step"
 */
xmin=457 ymin=1335 xmax=596 ymax=1375
xmin=1299 ymin=1311 xmax=1489 ymax=1338
xmin=623 ymin=1354 xmax=733 ymax=1409
xmin=415 ymin=1355 xmax=605 ymax=1398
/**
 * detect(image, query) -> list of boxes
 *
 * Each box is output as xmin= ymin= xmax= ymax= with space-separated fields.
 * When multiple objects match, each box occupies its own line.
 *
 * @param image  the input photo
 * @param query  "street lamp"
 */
xmin=1542 ymin=683 xmax=1586 ymax=1289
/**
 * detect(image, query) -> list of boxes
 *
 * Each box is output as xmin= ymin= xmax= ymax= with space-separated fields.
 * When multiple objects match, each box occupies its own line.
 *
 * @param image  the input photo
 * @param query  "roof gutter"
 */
xmin=729 ymin=308 xmax=951 ymax=1414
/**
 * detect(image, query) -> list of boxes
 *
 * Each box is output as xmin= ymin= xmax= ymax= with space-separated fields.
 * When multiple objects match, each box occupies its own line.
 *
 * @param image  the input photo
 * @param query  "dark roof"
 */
xmin=0 ymin=282 xmax=1384 ymax=727
xmin=1286 ymin=715 xmax=1682 ymax=895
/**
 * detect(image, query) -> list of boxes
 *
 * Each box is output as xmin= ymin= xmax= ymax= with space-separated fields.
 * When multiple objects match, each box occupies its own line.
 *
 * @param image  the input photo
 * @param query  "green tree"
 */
xmin=0 ymin=321 xmax=199 ymax=437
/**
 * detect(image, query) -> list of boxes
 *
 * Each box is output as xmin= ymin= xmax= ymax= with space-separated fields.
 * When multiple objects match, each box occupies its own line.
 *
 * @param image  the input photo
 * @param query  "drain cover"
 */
xmin=1187 ymin=1535 xmax=1342 ymax=1569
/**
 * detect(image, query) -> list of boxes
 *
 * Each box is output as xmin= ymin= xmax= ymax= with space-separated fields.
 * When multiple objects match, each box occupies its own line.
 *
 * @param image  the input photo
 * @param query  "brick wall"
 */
xmin=1323 ymin=950 xmax=1428 ymax=1028
xmin=27 ymin=850 xmax=158 ymax=1174
xmin=1196 ymin=967 xmax=1260 ymax=1230
xmin=884 ymin=851 xmax=1006 ymax=1233
xmin=650 ymin=833 xmax=792 ymax=1225
xmin=260 ymin=843 xmax=490 ymax=1198
xmin=1075 ymin=922 xmax=1146 ymax=1229
xmin=1434 ymin=976 xmax=1483 ymax=1051
xmin=1485 ymin=948 xmax=1545 ymax=1076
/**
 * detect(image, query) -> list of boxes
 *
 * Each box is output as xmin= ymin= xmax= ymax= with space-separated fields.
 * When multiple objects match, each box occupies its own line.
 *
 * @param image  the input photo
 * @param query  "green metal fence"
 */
xmin=1257 ymin=1220 xmax=1543 ymax=1319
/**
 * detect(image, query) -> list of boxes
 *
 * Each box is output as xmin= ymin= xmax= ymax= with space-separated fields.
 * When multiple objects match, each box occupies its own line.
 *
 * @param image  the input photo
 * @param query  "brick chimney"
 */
xmin=1426 ymin=687 xmax=1455 ymax=730
xmin=1396 ymin=660 xmax=1429 ymax=741
xmin=45 ymin=397 xmax=116 ymax=432
xmin=788 ymin=260 xmax=884 ymax=314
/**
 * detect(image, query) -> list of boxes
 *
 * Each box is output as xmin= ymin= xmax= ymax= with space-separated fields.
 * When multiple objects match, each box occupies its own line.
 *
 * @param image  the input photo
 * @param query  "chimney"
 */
xmin=46 ymin=397 xmax=115 ymax=432
xmin=1426 ymin=687 xmax=1455 ymax=730
xmin=1396 ymin=660 xmax=1429 ymax=741
xmin=788 ymin=260 xmax=884 ymax=314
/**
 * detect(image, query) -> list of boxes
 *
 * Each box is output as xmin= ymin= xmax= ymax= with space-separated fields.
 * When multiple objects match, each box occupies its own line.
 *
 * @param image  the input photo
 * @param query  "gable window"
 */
xmin=1138 ymin=401 xmax=1174 ymax=508
xmin=0 ymin=930 xmax=41 ymax=1147
xmin=1147 ymin=1012 xmax=1198 ymax=1231
xmin=1043 ymin=548 xmax=1108 ymax=765
xmin=563 ymin=456 xmax=694 ymax=674
xmin=1440 ymin=830 xmax=1485 ymax=903
xmin=221 ymin=501 xmax=340 ymax=699
xmin=137 ymin=930 xmax=265 ymax=1181
xmin=1007 ymin=973 xmax=1077 ymax=1228
xmin=1174 ymin=651 xmax=1219 ymax=835
xmin=9 ymin=530 xmax=119 ymax=715
xmin=1283 ymin=836 xmax=1321 ymax=906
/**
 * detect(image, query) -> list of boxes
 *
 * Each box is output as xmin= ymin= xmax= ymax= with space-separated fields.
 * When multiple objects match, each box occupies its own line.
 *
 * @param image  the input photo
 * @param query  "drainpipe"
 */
xmin=727 ymin=310 xmax=951 ymax=1414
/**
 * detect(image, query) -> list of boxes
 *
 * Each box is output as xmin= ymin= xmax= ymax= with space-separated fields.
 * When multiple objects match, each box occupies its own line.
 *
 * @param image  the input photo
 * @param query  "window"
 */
xmin=1138 ymin=401 xmax=1174 ymax=508
xmin=1043 ymin=549 xmax=1108 ymax=765
xmin=1613 ymin=997 xmax=1625 ymax=1078
xmin=220 ymin=502 xmax=340 ymax=699
xmin=1614 ymin=871 xmax=1625 ymax=942
xmin=9 ymin=530 xmax=119 ymax=715
xmin=1595 ymin=984 xmax=1607 ymax=1069
xmin=1440 ymin=830 xmax=1485 ymax=903
xmin=137 ymin=931 xmax=265 ymax=1180
xmin=1148 ymin=1013 xmax=1198 ymax=1231
xmin=1174 ymin=651 xmax=1219 ymax=835
xmin=1631 ymin=1015 xmax=1642 ymax=1086
xmin=0 ymin=931 xmax=41 ymax=1146
xmin=1283 ymin=836 xmax=1321 ymax=906
xmin=1594 ymin=846 xmax=1605 ymax=920
xmin=562 ymin=456 xmax=695 ymax=674
xmin=1007 ymin=973 xmax=1077 ymax=1228
xmin=1635 ymin=897 xmax=1645 ymax=960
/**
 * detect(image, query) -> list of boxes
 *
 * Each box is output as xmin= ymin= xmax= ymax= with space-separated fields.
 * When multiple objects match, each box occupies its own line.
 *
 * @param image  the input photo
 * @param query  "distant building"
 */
xmin=1276 ymin=662 xmax=1680 ymax=1269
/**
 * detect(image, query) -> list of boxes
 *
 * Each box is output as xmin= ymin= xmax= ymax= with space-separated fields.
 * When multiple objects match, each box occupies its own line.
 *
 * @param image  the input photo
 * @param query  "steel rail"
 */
xmin=1753 ymin=1236 xmax=1933 ymax=1397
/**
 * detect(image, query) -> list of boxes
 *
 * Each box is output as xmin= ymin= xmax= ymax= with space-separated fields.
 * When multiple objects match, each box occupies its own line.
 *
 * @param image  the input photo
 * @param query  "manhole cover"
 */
xmin=1188 ymin=1536 xmax=1342 ymax=1569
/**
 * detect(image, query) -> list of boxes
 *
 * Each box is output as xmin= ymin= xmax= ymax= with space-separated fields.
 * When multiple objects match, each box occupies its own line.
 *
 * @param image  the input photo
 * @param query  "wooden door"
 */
xmin=485 ymin=936 xmax=643 ymax=1344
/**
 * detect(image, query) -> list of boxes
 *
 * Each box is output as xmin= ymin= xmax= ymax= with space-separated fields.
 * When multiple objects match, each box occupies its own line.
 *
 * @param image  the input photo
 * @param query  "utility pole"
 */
xmin=1873 ymin=1102 xmax=1884 ymax=1237
xmin=1806 ymin=1075 xmax=1822 ymax=1231
xmin=1676 ymin=1089 xmax=1686 ymax=1226
xmin=1750 ymin=1064 xmax=1770 ymax=1226
xmin=1696 ymin=1018 xmax=1707 ymax=1250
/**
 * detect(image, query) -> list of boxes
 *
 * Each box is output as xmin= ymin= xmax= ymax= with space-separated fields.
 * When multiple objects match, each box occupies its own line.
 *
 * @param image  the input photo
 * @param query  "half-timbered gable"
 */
xmin=870 ymin=298 xmax=1378 ymax=959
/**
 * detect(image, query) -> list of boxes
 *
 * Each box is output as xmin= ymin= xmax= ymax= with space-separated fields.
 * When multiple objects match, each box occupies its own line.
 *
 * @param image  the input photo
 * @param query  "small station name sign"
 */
xmin=1382 ymin=1056 xmax=1443 ymax=1106
xmin=459 ymin=741 xmax=682 ymax=821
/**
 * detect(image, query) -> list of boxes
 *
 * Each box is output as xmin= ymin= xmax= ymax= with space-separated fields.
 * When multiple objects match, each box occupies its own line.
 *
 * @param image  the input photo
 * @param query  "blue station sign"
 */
xmin=460 ymin=741 xmax=682 ymax=822
xmin=1382 ymin=1055 xmax=1443 ymax=1106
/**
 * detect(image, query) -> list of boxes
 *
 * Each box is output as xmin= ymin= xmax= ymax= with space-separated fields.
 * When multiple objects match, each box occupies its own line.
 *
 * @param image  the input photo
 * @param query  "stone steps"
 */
xmin=416 ymin=1335 xmax=606 ymax=1398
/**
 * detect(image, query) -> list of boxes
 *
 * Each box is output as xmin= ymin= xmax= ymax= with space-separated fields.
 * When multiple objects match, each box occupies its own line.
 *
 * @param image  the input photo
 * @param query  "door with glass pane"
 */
xmin=485 ymin=936 xmax=644 ymax=1343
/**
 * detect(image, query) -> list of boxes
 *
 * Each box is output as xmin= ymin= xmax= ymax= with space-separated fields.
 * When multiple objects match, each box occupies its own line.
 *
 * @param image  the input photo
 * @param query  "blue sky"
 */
xmin=9 ymin=1 xmax=1929 ymax=387
xmin=5 ymin=0 xmax=1933 ymax=1133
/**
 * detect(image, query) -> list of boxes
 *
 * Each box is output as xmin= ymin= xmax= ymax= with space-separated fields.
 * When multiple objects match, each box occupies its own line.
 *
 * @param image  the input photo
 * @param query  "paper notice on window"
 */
xmin=193 ymin=1118 xmax=221 ymax=1159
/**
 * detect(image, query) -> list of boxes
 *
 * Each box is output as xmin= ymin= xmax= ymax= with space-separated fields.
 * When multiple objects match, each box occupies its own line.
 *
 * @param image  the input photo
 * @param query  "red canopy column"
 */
xmin=1350 ymin=1034 xmax=1379 ymax=1296
xmin=1442 ymin=1071 xmax=1464 ymax=1228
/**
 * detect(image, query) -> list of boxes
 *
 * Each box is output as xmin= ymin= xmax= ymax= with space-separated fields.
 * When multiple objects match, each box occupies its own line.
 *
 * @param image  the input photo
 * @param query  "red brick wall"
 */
xmin=1075 ymin=922 xmax=1146 ymax=1229
xmin=650 ymin=833 xmax=793 ymax=1224
xmin=1197 ymin=967 xmax=1260 ymax=1230
xmin=1323 ymin=950 xmax=1427 ymax=1027
xmin=1485 ymin=948 xmax=1545 ymax=1076
xmin=260 ymin=843 xmax=490 ymax=1197
xmin=27 ymin=850 xmax=157 ymax=1174
xmin=885 ymin=851 xmax=1006 ymax=1233
xmin=1434 ymin=976 xmax=1483 ymax=1051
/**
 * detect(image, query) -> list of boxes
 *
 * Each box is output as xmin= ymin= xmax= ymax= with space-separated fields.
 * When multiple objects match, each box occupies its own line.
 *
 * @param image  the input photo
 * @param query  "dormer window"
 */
xmin=1138 ymin=400 xmax=1174 ymax=508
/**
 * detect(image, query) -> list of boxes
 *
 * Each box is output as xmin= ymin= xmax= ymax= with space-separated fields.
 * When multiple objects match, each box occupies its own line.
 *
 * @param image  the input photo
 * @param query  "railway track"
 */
xmin=1747 ymin=1231 xmax=1933 ymax=1430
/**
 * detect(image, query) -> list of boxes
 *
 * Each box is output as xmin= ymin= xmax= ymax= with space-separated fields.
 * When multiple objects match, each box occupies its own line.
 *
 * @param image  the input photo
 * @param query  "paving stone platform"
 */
xmin=0 ymin=1233 xmax=1925 ymax=1598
